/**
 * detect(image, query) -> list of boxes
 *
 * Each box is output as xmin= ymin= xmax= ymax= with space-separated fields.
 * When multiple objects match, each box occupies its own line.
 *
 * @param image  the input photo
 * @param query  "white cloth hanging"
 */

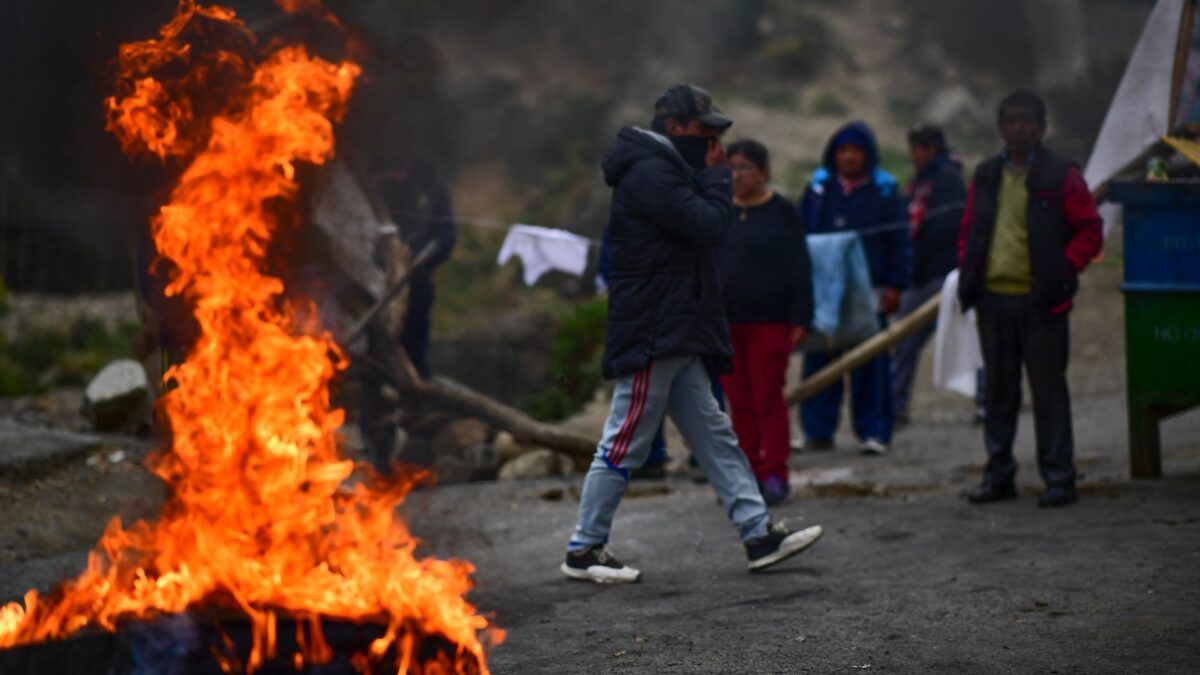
xmin=497 ymin=224 xmax=592 ymax=286
xmin=932 ymin=270 xmax=983 ymax=397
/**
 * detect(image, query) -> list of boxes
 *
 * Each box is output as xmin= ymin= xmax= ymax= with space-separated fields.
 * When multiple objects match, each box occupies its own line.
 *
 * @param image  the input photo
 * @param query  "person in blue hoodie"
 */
xmin=561 ymin=84 xmax=823 ymax=584
xmin=796 ymin=121 xmax=910 ymax=455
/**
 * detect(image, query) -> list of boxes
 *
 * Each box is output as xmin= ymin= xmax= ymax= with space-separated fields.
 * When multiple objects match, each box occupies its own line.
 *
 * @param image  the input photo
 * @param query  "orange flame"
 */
xmin=0 ymin=1 xmax=498 ymax=671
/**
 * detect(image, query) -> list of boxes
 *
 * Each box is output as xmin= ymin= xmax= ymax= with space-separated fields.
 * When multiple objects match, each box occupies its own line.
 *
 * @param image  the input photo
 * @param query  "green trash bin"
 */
xmin=1111 ymin=180 xmax=1200 ymax=477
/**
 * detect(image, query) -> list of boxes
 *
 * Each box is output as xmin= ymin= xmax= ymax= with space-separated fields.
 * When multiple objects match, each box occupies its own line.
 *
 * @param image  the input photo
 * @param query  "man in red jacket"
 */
xmin=957 ymin=90 xmax=1103 ymax=508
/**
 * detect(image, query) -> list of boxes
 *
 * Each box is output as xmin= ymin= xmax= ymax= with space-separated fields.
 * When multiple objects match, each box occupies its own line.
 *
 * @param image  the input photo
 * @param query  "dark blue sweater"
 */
xmin=906 ymin=153 xmax=965 ymax=285
xmin=797 ymin=121 xmax=911 ymax=290
xmin=716 ymin=193 xmax=813 ymax=326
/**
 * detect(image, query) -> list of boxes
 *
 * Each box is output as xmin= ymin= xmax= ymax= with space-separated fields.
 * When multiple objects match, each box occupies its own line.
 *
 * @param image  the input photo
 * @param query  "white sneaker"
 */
xmin=860 ymin=438 xmax=888 ymax=455
xmin=560 ymin=545 xmax=641 ymax=584
xmin=789 ymin=418 xmax=805 ymax=452
xmin=746 ymin=522 xmax=824 ymax=571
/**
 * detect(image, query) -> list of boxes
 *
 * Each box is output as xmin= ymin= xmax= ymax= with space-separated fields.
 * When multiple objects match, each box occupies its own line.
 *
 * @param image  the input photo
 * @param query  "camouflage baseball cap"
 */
xmin=654 ymin=84 xmax=733 ymax=131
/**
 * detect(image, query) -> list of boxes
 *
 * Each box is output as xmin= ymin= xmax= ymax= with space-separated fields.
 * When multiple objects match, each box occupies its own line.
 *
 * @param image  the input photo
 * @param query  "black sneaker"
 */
xmin=1037 ymin=485 xmax=1077 ymax=508
xmin=745 ymin=521 xmax=823 ymax=572
xmin=561 ymin=545 xmax=641 ymax=584
xmin=966 ymin=483 xmax=1017 ymax=505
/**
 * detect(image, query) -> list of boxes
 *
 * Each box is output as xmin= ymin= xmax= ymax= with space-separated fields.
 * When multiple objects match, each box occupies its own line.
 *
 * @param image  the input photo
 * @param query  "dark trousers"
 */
xmin=403 ymin=277 xmax=435 ymax=379
xmin=893 ymin=276 xmax=987 ymax=417
xmin=977 ymin=292 xmax=1076 ymax=489
xmin=892 ymin=275 xmax=945 ymax=417
xmin=361 ymin=277 xmax=437 ymax=471
xmin=801 ymin=317 xmax=894 ymax=445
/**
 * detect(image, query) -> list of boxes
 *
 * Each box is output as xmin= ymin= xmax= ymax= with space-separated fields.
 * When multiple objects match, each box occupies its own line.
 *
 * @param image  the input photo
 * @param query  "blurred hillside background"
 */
xmin=0 ymin=0 xmax=1154 ymax=417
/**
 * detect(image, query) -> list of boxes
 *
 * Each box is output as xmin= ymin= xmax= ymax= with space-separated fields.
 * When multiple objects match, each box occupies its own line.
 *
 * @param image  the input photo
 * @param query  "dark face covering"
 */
xmin=670 ymin=135 xmax=710 ymax=171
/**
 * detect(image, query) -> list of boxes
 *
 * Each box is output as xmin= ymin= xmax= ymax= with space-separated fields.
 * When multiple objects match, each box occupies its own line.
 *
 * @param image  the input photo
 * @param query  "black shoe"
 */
xmin=631 ymin=462 xmax=666 ymax=481
xmin=801 ymin=438 xmax=835 ymax=452
xmin=894 ymin=412 xmax=911 ymax=429
xmin=966 ymin=483 xmax=1017 ymax=505
xmin=1038 ymin=486 xmax=1077 ymax=508
xmin=745 ymin=521 xmax=823 ymax=572
xmin=560 ymin=545 xmax=641 ymax=584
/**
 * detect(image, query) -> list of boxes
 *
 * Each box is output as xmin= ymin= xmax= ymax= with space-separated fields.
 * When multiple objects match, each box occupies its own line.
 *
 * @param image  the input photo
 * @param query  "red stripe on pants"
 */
xmin=610 ymin=363 xmax=651 ymax=466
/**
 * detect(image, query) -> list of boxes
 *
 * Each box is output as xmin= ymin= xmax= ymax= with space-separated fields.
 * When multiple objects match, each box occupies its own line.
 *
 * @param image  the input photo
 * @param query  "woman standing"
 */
xmin=717 ymin=140 xmax=814 ymax=504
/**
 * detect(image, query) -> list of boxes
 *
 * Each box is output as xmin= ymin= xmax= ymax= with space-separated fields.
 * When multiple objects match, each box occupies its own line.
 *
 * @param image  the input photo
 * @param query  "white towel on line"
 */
xmin=932 ymin=270 xmax=984 ymax=397
xmin=497 ymin=224 xmax=592 ymax=286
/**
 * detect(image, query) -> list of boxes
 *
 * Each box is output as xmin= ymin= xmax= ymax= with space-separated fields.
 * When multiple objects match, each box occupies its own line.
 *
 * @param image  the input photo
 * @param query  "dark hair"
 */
xmin=726 ymin=139 xmax=770 ymax=171
xmin=906 ymin=124 xmax=946 ymax=152
xmin=997 ymin=89 xmax=1047 ymax=129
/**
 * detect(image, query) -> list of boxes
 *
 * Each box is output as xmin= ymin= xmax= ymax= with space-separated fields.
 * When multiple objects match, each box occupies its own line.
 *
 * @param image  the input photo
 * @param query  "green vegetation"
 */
xmin=519 ymin=298 xmax=607 ymax=422
xmin=777 ymin=159 xmax=821 ymax=198
xmin=886 ymin=95 xmax=921 ymax=128
xmin=754 ymin=6 xmax=834 ymax=80
xmin=877 ymin=145 xmax=912 ymax=182
xmin=0 ymin=317 xmax=139 ymax=397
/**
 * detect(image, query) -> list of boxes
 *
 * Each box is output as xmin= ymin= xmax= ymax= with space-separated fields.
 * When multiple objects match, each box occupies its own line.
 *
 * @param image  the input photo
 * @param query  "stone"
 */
xmin=463 ymin=443 xmax=501 ymax=482
xmin=431 ymin=418 xmax=490 ymax=459
xmin=918 ymin=85 xmax=985 ymax=128
xmin=0 ymin=420 xmax=101 ymax=475
xmin=497 ymin=448 xmax=575 ymax=481
xmin=83 ymin=359 xmax=150 ymax=432
xmin=493 ymin=430 xmax=545 ymax=463
xmin=433 ymin=455 xmax=473 ymax=485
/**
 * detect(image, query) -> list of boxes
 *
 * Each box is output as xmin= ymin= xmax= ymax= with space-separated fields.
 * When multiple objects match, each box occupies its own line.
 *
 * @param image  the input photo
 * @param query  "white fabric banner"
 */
xmin=497 ymin=224 xmax=592 ymax=286
xmin=932 ymin=270 xmax=984 ymax=398
xmin=1084 ymin=0 xmax=1184 ymax=238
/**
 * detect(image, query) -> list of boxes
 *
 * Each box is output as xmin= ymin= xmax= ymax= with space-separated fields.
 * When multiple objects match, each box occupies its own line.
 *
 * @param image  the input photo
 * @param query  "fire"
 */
xmin=0 ymin=1 xmax=498 ymax=672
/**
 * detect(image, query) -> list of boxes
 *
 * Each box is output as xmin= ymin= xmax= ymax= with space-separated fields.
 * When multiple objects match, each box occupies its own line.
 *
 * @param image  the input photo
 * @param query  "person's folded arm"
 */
xmin=629 ymin=160 xmax=734 ymax=247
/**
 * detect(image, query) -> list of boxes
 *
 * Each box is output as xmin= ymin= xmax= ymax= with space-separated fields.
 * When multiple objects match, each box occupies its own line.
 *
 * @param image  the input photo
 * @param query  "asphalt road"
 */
xmin=407 ymin=455 xmax=1200 ymax=674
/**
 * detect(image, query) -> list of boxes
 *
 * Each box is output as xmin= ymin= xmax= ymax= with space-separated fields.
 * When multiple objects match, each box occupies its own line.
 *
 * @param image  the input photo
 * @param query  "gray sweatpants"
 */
xmin=568 ymin=355 xmax=770 ymax=550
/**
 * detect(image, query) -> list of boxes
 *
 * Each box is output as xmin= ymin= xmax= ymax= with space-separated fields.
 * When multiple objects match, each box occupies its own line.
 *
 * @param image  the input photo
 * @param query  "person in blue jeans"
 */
xmin=600 ymin=210 xmax=724 ymax=482
xmin=562 ymin=84 xmax=823 ymax=583
xmin=796 ymin=121 xmax=910 ymax=456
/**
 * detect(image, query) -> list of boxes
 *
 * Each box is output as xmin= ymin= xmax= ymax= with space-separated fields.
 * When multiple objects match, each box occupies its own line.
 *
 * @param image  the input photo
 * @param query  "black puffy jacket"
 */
xmin=599 ymin=127 xmax=735 ymax=380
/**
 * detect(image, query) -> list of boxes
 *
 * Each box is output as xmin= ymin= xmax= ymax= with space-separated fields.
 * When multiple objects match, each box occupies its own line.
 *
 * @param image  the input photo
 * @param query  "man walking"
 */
xmin=958 ymin=90 xmax=1103 ymax=508
xmin=562 ymin=84 xmax=823 ymax=583
xmin=891 ymin=125 xmax=967 ymax=426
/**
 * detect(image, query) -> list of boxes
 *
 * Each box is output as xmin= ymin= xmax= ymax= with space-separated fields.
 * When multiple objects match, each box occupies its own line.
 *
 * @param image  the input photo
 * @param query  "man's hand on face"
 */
xmin=705 ymin=137 xmax=727 ymax=168
xmin=879 ymin=287 xmax=901 ymax=315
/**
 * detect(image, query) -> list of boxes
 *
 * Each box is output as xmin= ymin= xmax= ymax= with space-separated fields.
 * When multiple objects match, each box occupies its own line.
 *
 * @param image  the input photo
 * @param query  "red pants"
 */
xmin=720 ymin=322 xmax=792 ymax=482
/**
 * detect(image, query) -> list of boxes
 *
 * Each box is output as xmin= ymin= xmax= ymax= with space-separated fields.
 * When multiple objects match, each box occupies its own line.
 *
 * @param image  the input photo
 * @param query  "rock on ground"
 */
xmin=0 ymin=421 xmax=101 ymax=476
xmin=498 ymin=448 xmax=575 ymax=481
xmin=83 ymin=359 xmax=150 ymax=432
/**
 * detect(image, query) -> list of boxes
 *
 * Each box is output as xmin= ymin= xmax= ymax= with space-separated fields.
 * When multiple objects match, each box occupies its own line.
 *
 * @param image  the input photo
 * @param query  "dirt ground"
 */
xmin=1 ymin=228 xmax=1199 ymax=672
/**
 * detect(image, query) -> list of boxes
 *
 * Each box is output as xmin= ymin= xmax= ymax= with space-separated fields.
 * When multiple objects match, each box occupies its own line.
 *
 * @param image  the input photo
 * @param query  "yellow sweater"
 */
xmin=985 ymin=166 xmax=1032 ymax=294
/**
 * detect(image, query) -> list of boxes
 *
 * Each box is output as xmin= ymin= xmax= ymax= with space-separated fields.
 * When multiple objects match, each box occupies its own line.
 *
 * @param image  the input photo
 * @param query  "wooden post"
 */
xmin=786 ymin=293 xmax=941 ymax=405
xmin=344 ymin=241 xmax=440 ymax=344
xmin=352 ymin=330 xmax=599 ymax=462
